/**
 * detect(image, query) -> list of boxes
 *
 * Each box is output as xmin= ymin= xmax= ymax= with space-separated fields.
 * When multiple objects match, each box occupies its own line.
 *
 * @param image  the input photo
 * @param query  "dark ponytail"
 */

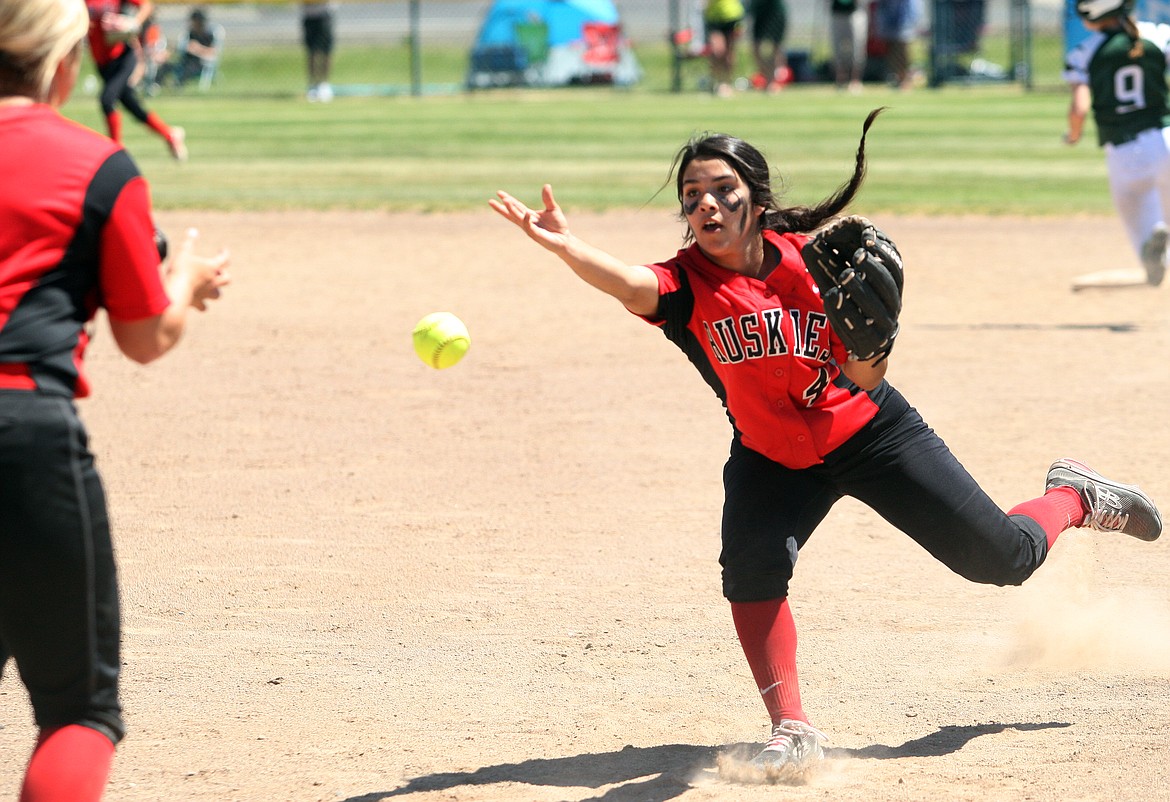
xmin=764 ymin=106 xmax=885 ymax=234
xmin=1121 ymin=14 xmax=1145 ymax=58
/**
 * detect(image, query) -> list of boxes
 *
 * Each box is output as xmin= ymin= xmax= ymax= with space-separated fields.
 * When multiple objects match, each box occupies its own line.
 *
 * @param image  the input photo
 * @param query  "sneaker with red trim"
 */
xmin=1045 ymin=458 xmax=1162 ymax=541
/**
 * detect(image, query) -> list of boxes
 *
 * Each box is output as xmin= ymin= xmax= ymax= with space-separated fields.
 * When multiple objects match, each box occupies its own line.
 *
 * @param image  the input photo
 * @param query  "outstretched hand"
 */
xmin=167 ymin=228 xmax=231 ymax=312
xmin=489 ymin=185 xmax=572 ymax=253
xmin=489 ymin=184 xmax=660 ymax=315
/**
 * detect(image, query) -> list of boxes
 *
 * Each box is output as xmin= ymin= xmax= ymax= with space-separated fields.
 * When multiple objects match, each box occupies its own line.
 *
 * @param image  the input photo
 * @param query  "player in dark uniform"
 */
xmin=1064 ymin=0 xmax=1170 ymax=285
xmin=490 ymin=114 xmax=1162 ymax=782
xmin=0 ymin=1 xmax=229 ymax=797
xmin=84 ymin=0 xmax=187 ymax=160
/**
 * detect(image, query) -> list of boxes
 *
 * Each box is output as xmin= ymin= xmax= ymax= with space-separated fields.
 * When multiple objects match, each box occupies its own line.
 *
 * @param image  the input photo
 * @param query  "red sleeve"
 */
xmin=100 ymin=175 xmax=170 ymax=321
xmin=628 ymin=255 xmax=687 ymax=326
xmin=645 ymin=260 xmax=679 ymax=293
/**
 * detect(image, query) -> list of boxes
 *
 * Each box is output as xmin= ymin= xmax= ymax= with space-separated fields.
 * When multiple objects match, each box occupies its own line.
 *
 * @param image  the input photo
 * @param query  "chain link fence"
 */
xmin=131 ymin=0 xmax=1067 ymax=98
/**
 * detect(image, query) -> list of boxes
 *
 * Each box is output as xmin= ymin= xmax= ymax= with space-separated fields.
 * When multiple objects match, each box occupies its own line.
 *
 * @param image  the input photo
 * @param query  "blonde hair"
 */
xmin=0 ymin=0 xmax=89 ymax=100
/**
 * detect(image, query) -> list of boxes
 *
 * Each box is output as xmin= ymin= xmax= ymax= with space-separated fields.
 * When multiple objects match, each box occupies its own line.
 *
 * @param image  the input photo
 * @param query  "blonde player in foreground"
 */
xmin=0 ymin=1 xmax=229 ymax=798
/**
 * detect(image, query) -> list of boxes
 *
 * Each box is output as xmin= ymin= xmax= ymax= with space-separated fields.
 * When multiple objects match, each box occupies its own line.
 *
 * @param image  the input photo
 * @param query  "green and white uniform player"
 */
xmin=1064 ymin=0 xmax=1170 ymax=285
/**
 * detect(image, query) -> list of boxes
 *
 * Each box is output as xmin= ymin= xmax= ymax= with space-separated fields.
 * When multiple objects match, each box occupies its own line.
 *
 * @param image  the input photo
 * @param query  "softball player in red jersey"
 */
xmin=0 ymin=2 xmax=229 ymax=798
xmin=85 ymin=0 xmax=187 ymax=160
xmin=491 ymin=116 xmax=1162 ymax=780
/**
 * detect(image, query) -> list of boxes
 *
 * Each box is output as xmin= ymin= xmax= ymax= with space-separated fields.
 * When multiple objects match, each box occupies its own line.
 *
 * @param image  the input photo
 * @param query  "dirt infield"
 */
xmin=1 ymin=210 xmax=1168 ymax=802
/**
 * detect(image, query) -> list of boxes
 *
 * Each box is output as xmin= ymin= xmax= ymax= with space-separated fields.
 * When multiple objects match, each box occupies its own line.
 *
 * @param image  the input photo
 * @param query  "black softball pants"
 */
xmin=720 ymin=382 xmax=1050 ymax=602
xmin=0 ymin=391 xmax=124 ymax=744
xmin=98 ymin=49 xmax=149 ymax=123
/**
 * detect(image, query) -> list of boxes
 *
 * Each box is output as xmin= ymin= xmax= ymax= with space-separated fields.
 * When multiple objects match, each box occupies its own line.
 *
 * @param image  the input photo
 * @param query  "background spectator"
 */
xmin=749 ymin=0 xmax=788 ymax=92
xmin=830 ymin=0 xmax=867 ymax=92
xmin=874 ymin=0 xmax=923 ymax=89
xmin=703 ymin=0 xmax=745 ymax=97
xmin=302 ymin=0 xmax=336 ymax=102
xmin=164 ymin=7 xmax=223 ymax=89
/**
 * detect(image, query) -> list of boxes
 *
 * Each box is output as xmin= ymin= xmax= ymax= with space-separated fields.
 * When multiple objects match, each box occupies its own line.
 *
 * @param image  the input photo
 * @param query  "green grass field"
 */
xmin=64 ymin=39 xmax=1109 ymax=216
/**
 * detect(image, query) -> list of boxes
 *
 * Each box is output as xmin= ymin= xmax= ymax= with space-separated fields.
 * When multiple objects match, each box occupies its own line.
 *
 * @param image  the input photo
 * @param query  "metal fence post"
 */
xmin=929 ymin=0 xmax=950 ymax=87
xmin=669 ymin=0 xmax=683 ymax=93
xmin=1011 ymin=0 xmax=1033 ymax=89
xmin=410 ymin=0 xmax=422 ymax=96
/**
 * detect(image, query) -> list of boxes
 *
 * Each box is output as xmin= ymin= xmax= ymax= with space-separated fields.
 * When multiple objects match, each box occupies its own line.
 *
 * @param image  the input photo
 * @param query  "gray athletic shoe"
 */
xmin=1046 ymin=458 xmax=1162 ymax=542
xmin=749 ymin=719 xmax=827 ymax=783
xmin=1140 ymin=224 xmax=1167 ymax=286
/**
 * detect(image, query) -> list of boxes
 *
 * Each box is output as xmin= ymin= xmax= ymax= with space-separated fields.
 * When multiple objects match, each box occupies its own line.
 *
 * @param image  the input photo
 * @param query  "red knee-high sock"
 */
xmin=105 ymin=110 xmax=122 ymax=142
xmin=144 ymin=112 xmax=172 ymax=141
xmin=1008 ymin=486 xmax=1086 ymax=549
xmin=21 ymin=724 xmax=115 ymax=802
xmin=730 ymin=597 xmax=805 ymax=725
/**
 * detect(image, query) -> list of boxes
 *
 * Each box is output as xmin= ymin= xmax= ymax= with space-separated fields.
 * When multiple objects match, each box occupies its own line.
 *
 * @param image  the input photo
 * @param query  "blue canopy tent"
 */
xmin=467 ymin=0 xmax=642 ymax=88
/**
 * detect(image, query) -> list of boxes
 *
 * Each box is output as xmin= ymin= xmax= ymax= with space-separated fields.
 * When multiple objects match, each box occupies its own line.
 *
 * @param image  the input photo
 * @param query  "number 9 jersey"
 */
xmin=1063 ymin=20 xmax=1170 ymax=146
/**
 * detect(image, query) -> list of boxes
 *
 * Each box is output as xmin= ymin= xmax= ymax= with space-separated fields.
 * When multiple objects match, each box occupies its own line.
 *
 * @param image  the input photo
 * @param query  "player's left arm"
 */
xmin=841 ymin=354 xmax=887 ymax=390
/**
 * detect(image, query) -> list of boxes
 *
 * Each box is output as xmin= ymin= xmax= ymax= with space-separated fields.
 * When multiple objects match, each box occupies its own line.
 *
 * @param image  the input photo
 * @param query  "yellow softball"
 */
xmin=412 ymin=312 xmax=471 ymax=369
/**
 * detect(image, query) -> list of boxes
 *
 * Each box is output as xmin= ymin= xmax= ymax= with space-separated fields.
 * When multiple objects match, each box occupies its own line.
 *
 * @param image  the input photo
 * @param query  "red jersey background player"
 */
xmin=85 ymin=0 xmax=187 ymax=160
xmin=491 ymin=111 xmax=1161 ymax=781
xmin=0 ymin=1 xmax=228 ymax=798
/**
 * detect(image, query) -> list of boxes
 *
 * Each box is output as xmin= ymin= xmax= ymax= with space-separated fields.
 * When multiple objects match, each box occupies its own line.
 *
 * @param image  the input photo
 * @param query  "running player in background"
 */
xmin=85 ymin=0 xmax=187 ymax=160
xmin=1064 ymin=0 xmax=1170 ymax=286
xmin=490 ymin=111 xmax=1162 ymax=782
xmin=0 ymin=1 xmax=229 ymax=798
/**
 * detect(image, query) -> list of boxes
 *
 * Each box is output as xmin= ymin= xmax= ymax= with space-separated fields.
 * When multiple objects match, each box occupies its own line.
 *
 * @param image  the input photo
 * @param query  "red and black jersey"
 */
xmin=86 ymin=0 xmax=142 ymax=67
xmin=0 ymin=104 xmax=169 ymax=398
xmin=641 ymin=229 xmax=880 ymax=469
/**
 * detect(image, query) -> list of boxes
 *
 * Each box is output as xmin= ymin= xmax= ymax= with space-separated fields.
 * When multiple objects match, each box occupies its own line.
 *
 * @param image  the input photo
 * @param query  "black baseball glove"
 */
xmin=153 ymin=226 xmax=168 ymax=261
xmin=801 ymin=215 xmax=904 ymax=364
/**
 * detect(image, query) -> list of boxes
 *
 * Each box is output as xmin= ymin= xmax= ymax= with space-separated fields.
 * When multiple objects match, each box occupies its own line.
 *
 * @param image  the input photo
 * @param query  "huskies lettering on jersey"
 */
xmin=703 ymin=308 xmax=829 ymax=365
xmin=739 ymin=313 xmax=764 ymax=359
xmin=762 ymin=308 xmax=786 ymax=356
xmin=800 ymin=313 xmax=831 ymax=360
xmin=711 ymin=317 xmax=744 ymax=362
